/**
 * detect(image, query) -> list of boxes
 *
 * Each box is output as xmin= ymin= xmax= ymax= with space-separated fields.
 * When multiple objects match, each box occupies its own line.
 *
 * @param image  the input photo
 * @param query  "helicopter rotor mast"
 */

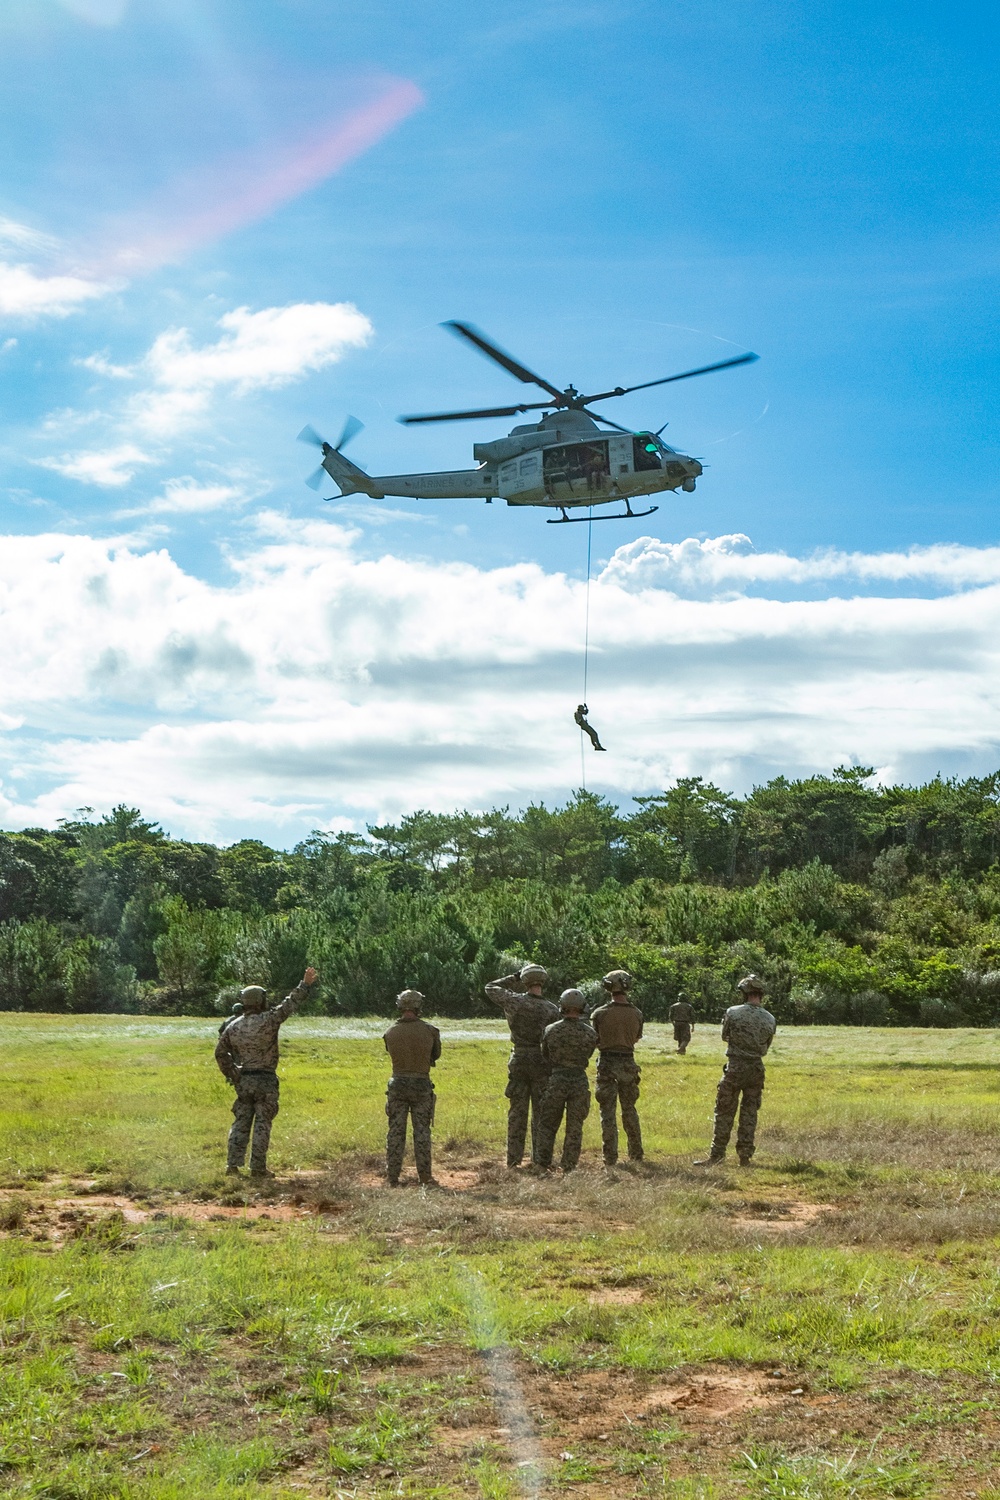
xmin=398 ymin=321 xmax=758 ymax=428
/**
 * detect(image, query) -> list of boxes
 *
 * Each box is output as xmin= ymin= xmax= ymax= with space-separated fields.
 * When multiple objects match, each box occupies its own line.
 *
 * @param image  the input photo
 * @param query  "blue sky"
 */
xmin=1 ymin=0 xmax=999 ymax=842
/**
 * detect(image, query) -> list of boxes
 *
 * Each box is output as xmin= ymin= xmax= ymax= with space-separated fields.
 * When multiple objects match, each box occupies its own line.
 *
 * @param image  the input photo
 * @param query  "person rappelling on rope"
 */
xmin=575 ymin=703 xmax=607 ymax=752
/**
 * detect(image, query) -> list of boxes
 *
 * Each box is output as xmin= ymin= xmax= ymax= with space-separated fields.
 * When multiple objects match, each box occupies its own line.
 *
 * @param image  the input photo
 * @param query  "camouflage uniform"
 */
xmin=669 ymin=999 xmax=695 ymax=1054
xmin=534 ymin=1016 xmax=598 ymax=1170
xmin=485 ymin=975 xmax=560 ymax=1167
xmin=214 ymin=982 xmax=312 ymax=1174
xmin=708 ymin=1003 xmax=776 ymax=1163
xmin=590 ymin=999 xmax=644 ymax=1164
xmin=383 ymin=1015 xmax=442 ymax=1184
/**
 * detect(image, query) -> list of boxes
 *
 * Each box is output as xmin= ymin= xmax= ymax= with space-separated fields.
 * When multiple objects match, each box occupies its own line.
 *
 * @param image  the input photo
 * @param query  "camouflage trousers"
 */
xmin=505 ymin=1048 xmax=551 ymax=1167
xmin=386 ymin=1075 xmax=435 ymax=1184
xmin=228 ymin=1072 xmax=279 ymax=1173
xmin=534 ymin=1068 xmax=591 ymax=1171
xmin=595 ymin=1054 xmax=643 ymax=1164
xmin=673 ymin=1023 xmax=692 ymax=1054
xmin=710 ymin=1057 xmax=766 ymax=1161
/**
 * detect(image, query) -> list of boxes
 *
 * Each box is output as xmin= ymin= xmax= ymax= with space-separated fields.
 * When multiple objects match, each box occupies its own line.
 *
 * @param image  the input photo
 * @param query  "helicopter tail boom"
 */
xmin=321 ymin=446 xmax=382 ymax=498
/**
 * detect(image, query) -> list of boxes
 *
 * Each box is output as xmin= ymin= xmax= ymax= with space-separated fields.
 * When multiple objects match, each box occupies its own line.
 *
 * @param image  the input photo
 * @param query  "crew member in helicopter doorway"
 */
xmin=575 ymin=703 xmax=607 ymax=752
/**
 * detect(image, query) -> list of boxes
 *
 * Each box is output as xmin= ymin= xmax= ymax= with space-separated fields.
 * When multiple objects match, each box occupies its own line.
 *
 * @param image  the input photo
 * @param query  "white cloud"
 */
xmin=59 ymin=301 xmax=374 ymax=470
xmin=58 ymin=0 xmax=130 ymax=24
xmin=0 ymin=261 xmax=108 ymax=320
xmin=119 ymin=477 xmax=248 ymax=517
xmin=38 ymin=443 xmax=153 ymax=487
xmin=603 ymin=534 xmax=1000 ymax=594
xmin=2 ymin=525 xmax=1000 ymax=842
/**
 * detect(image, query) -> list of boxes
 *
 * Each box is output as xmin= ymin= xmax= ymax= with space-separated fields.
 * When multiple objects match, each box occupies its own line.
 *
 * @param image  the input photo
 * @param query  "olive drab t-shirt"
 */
xmin=485 ymin=981 xmax=561 ymax=1048
xmin=721 ymin=1002 xmax=776 ymax=1060
xmin=541 ymin=1016 xmax=598 ymax=1071
xmin=383 ymin=1017 xmax=442 ymax=1076
xmin=669 ymin=1000 xmax=695 ymax=1026
xmin=589 ymin=1001 xmax=644 ymax=1053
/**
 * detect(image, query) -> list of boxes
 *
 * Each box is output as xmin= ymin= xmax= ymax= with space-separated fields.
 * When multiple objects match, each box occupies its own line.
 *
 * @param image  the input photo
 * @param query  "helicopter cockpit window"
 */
xmin=632 ymin=434 xmax=662 ymax=472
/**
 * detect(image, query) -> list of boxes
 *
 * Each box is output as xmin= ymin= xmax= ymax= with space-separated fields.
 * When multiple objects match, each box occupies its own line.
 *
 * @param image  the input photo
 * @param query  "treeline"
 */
xmin=4 ymin=768 xmax=1000 ymax=1025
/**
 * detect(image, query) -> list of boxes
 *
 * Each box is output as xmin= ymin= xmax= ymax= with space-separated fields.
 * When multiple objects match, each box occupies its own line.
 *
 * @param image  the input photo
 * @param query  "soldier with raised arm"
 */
xmin=533 ymin=989 xmax=598 ymax=1173
xmin=485 ymin=964 xmax=560 ymax=1169
xmin=383 ymin=989 xmax=441 ymax=1187
xmin=589 ymin=969 xmax=644 ymax=1169
xmin=214 ymin=967 xmax=318 ymax=1179
xmin=695 ymin=974 xmax=776 ymax=1168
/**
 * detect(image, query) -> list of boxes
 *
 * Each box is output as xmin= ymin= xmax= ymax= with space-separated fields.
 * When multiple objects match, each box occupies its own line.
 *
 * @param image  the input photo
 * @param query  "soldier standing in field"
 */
xmin=383 ymin=989 xmax=442 ymax=1187
xmin=589 ymin=970 xmax=644 ymax=1169
xmin=669 ymin=992 xmax=696 ymax=1054
xmin=214 ymin=967 xmax=318 ymax=1179
xmin=695 ymin=974 xmax=776 ymax=1168
xmin=485 ymin=964 xmax=560 ymax=1168
xmin=533 ymin=989 xmax=598 ymax=1173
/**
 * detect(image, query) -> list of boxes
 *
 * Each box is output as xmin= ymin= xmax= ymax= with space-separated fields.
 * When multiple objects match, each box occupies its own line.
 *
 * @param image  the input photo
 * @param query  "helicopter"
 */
xmin=299 ymin=321 xmax=758 ymax=524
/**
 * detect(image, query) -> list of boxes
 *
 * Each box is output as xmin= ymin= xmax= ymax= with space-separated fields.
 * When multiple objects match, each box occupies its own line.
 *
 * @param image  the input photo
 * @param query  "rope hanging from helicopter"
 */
xmin=575 ymin=508 xmax=607 ymax=784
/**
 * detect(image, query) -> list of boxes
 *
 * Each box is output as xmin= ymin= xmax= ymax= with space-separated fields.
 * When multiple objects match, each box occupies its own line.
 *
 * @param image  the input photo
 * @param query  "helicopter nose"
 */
xmin=688 ymin=458 xmax=703 ymax=477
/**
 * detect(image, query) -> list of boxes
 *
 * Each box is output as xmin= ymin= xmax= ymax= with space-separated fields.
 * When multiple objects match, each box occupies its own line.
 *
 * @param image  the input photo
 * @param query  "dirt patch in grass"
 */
xmin=729 ymin=1199 xmax=838 ymax=1234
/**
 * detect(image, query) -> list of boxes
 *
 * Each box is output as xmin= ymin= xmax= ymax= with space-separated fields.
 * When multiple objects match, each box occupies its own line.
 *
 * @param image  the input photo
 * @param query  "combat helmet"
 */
xmin=239 ymin=985 xmax=267 ymax=1012
xmin=519 ymin=963 xmax=547 ymax=988
xmin=602 ymin=969 xmax=632 ymax=994
xmin=396 ymin=988 xmax=425 ymax=1012
xmin=559 ymin=987 xmax=586 ymax=1013
xmin=736 ymin=974 xmax=766 ymax=996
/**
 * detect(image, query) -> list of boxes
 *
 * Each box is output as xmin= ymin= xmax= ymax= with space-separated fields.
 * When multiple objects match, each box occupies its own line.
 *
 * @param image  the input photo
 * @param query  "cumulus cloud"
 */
xmin=50 ymin=301 xmax=374 ymax=479
xmin=37 ymin=443 xmax=154 ymax=487
xmin=1 ymin=525 xmax=1000 ymax=842
xmin=603 ymin=534 xmax=1000 ymax=595
xmin=0 ymin=261 xmax=109 ymax=320
xmin=118 ymin=477 xmax=249 ymax=517
xmin=0 ymin=219 xmax=111 ymax=320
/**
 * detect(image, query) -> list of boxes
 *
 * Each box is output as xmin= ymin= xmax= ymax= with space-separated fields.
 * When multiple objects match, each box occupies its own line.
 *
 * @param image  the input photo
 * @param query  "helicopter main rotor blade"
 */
xmin=443 ymin=321 xmax=565 ymax=400
xmin=399 ymin=400 xmax=553 ymax=425
xmin=579 ymin=408 xmax=634 ymax=434
xmin=581 ymin=351 xmax=759 ymax=405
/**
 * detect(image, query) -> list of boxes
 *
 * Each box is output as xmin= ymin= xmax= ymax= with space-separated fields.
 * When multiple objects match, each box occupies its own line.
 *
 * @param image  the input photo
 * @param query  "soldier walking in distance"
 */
xmin=214 ymin=967 xmax=318 ymax=1179
xmin=383 ymin=989 xmax=442 ymax=1186
xmin=669 ymin=993 xmax=696 ymax=1055
xmin=695 ymin=975 xmax=776 ymax=1168
xmin=590 ymin=970 xmax=644 ymax=1168
xmin=534 ymin=990 xmax=598 ymax=1173
xmin=485 ymin=964 xmax=560 ymax=1168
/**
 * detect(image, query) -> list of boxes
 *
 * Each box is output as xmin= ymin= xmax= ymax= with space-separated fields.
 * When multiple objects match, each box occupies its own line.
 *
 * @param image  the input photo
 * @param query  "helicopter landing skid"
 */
xmin=547 ymin=502 xmax=659 ymax=525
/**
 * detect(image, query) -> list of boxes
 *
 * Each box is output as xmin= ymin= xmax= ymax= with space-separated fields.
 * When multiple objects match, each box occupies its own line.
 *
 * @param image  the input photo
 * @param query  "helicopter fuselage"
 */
xmin=322 ymin=409 xmax=701 ymax=509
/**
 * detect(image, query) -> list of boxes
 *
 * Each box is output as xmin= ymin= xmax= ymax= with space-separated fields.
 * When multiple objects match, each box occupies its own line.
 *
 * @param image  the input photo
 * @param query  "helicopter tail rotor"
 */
xmin=299 ymin=416 xmax=364 ymax=489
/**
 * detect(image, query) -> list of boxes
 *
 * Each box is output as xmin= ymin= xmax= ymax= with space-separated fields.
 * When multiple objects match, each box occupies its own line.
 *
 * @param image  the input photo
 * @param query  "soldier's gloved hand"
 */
xmin=302 ymin=966 xmax=319 ymax=987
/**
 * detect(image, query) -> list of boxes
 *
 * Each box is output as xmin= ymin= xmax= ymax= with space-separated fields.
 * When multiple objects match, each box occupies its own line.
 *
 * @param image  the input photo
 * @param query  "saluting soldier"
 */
xmin=669 ymin=992 xmax=696 ymax=1054
xmin=214 ymin=967 xmax=318 ymax=1179
xmin=534 ymin=989 xmax=598 ymax=1173
xmin=485 ymin=964 xmax=560 ymax=1168
xmin=590 ymin=969 xmax=644 ymax=1168
xmin=695 ymin=974 xmax=776 ymax=1168
xmin=383 ymin=989 xmax=441 ymax=1187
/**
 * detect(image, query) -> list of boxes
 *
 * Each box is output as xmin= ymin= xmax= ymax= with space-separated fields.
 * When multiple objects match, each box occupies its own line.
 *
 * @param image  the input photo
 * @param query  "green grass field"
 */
xmin=2 ymin=1016 xmax=1000 ymax=1498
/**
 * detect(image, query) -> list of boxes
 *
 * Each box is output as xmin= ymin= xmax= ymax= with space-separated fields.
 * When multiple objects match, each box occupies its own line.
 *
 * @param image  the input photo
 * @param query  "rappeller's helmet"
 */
xmin=519 ymin=964 xmax=547 ymax=989
xmin=602 ymin=969 xmax=632 ymax=994
xmin=736 ymin=974 xmax=767 ymax=997
xmin=396 ymin=988 xmax=425 ymax=1012
xmin=231 ymin=1000 xmax=244 ymax=1016
xmin=239 ymin=985 xmax=267 ymax=1012
xmin=559 ymin=987 xmax=586 ymax=1013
